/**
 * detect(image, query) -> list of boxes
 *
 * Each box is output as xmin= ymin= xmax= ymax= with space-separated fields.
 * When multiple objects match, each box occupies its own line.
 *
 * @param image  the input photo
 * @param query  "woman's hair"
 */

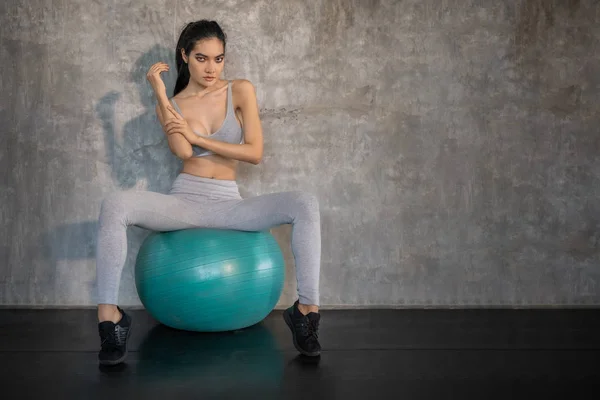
xmin=173 ymin=20 xmax=227 ymax=96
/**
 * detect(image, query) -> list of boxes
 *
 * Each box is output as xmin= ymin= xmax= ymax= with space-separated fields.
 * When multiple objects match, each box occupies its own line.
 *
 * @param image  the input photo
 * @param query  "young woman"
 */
xmin=95 ymin=20 xmax=322 ymax=365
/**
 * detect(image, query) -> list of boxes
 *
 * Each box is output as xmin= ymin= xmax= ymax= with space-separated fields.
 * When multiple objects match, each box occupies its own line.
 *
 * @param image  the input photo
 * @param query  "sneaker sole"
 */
xmin=98 ymin=318 xmax=132 ymax=366
xmin=283 ymin=309 xmax=321 ymax=357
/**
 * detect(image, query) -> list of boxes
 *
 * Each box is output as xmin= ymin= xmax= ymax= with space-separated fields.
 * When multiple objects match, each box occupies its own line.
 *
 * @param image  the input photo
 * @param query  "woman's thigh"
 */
xmin=99 ymin=190 xmax=210 ymax=231
xmin=199 ymin=191 xmax=317 ymax=231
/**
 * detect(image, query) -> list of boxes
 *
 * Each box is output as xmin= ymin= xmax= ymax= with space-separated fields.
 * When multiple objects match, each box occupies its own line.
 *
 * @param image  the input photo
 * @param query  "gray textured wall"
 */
xmin=1 ymin=0 xmax=599 ymax=307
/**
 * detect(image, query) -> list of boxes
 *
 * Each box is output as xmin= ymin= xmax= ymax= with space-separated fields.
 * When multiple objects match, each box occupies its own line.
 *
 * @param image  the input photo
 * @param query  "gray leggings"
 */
xmin=95 ymin=173 xmax=321 ymax=306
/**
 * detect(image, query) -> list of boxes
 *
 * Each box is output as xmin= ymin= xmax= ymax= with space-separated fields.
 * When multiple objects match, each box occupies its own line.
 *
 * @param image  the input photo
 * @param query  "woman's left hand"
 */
xmin=164 ymin=106 xmax=204 ymax=146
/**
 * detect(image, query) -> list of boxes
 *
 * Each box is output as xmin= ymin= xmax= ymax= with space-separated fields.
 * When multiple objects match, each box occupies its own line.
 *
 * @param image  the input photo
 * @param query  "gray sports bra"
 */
xmin=170 ymin=81 xmax=243 ymax=157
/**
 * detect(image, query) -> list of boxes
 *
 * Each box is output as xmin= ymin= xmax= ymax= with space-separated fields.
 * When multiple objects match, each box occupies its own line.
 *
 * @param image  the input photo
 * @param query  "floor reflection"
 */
xmin=135 ymin=322 xmax=284 ymax=396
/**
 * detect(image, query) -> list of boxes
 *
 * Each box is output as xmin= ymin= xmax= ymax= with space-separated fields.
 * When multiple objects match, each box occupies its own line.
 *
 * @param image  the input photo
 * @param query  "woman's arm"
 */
xmin=155 ymin=92 xmax=193 ymax=160
xmin=146 ymin=61 xmax=193 ymax=160
xmin=166 ymin=80 xmax=264 ymax=165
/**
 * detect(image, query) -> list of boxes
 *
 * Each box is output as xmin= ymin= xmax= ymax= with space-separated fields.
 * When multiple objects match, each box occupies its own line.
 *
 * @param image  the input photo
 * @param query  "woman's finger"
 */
xmin=166 ymin=126 xmax=180 ymax=135
xmin=164 ymin=122 xmax=179 ymax=131
xmin=167 ymin=106 xmax=181 ymax=119
xmin=165 ymin=122 xmax=185 ymax=134
xmin=165 ymin=118 xmax=183 ymax=126
xmin=167 ymin=105 xmax=184 ymax=120
xmin=165 ymin=106 xmax=177 ymax=117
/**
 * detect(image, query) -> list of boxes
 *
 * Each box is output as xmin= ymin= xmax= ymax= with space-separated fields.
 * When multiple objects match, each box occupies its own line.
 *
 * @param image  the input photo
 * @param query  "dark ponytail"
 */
xmin=173 ymin=20 xmax=227 ymax=96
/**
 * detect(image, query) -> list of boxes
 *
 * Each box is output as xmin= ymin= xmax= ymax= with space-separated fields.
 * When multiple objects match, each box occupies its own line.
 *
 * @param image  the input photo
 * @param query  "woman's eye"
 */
xmin=196 ymin=58 xmax=205 ymax=62
xmin=216 ymin=58 xmax=223 ymax=63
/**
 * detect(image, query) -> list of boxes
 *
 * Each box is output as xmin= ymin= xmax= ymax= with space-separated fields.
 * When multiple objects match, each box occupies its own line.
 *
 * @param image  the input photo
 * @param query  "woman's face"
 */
xmin=182 ymin=37 xmax=225 ymax=87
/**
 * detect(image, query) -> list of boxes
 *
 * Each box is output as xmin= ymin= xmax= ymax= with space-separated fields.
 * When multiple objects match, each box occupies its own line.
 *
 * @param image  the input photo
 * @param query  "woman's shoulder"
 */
xmin=230 ymin=78 xmax=256 ymax=94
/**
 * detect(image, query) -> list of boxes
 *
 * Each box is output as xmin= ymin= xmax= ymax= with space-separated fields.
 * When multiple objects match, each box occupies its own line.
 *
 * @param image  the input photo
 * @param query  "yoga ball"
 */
xmin=135 ymin=228 xmax=285 ymax=332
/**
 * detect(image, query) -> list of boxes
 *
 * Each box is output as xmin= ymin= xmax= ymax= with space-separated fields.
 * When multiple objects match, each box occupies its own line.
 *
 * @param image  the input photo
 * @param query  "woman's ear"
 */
xmin=181 ymin=49 xmax=188 ymax=64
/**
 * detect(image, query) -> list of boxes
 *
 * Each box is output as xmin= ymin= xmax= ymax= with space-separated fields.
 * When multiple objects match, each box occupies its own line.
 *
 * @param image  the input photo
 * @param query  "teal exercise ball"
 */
xmin=135 ymin=228 xmax=285 ymax=332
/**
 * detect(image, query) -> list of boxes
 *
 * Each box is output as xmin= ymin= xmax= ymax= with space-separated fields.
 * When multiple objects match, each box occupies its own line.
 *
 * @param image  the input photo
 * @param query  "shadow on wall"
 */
xmin=97 ymin=44 xmax=181 ymax=192
xmin=47 ymin=45 xmax=183 ymax=301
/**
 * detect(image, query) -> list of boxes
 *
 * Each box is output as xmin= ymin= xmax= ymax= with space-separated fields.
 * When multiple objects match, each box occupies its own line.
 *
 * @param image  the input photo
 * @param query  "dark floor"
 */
xmin=0 ymin=308 xmax=599 ymax=399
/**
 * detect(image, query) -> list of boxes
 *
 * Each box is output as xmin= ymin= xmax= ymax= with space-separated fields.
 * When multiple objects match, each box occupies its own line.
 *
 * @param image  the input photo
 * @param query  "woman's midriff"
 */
xmin=182 ymin=155 xmax=238 ymax=180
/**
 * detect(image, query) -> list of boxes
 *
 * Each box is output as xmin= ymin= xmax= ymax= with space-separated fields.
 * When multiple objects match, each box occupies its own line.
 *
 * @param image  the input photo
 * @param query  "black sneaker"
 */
xmin=98 ymin=307 xmax=132 ymax=366
xmin=283 ymin=300 xmax=321 ymax=357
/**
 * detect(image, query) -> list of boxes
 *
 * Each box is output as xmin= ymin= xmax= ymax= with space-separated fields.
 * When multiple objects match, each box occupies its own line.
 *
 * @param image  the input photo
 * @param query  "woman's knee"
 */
xmin=289 ymin=191 xmax=320 ymax=218
xmin=99 ymin=191 xmax=131 ymax=222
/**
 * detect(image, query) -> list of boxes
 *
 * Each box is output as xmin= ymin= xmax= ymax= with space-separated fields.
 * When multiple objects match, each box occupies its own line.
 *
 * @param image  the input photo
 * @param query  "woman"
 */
xmin=96 ymin=20 xmax=322 ymax=365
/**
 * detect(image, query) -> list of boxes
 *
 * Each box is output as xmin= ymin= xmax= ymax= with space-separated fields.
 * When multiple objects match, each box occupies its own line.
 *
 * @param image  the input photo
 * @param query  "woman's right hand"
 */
xmin=146 ymin=62 xmax=169 ymax=93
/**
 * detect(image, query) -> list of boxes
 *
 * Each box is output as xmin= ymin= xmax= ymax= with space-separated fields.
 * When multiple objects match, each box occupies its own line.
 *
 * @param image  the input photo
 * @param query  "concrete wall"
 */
xmin=1 ymin=0 xmax=599 ymax=307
